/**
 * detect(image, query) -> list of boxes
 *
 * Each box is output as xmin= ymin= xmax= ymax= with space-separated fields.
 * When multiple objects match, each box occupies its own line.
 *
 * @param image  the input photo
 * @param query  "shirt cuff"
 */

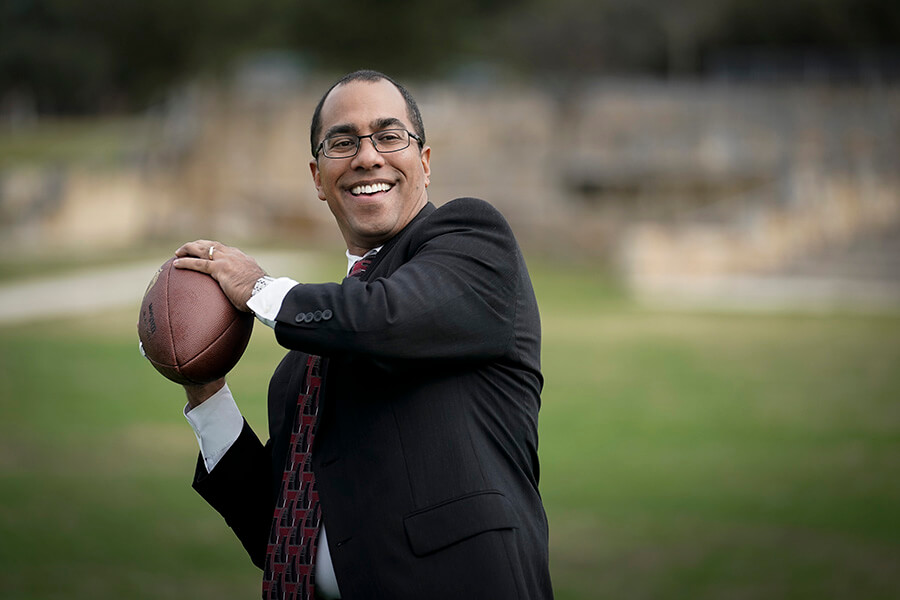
xmin=183 ymin=383 xmax=244 ymax=473
xmin=246 ymin=276 xmax=298 ymax=328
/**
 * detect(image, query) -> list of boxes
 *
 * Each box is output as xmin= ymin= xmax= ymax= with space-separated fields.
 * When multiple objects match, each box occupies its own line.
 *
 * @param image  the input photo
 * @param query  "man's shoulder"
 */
xmin=433 ymin=197 xmax=506 ymax=220
xmin=422 ymin=197 xmax=514 ymax=235
xmin=383 ymin=197 xmax=516 ymax=261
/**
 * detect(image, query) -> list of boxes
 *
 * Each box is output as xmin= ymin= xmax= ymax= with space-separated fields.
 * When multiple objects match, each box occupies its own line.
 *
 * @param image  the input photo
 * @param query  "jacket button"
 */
xmin=294 ymin=313 xmax=307 ymax=323
xmin=313 ymin=310 xmax=323 ymax=322
xmin=305 ymin=312 xmax=315 ymax=322
xmin=322 ymin=309 xmax=333 ymax=320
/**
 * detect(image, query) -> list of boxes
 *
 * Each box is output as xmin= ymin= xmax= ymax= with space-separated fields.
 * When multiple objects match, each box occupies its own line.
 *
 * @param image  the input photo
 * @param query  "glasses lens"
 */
xmin=372 ymin=129 xmax=410 ymax=152
xmin=324 ymin=135 xmax=359 ymax=157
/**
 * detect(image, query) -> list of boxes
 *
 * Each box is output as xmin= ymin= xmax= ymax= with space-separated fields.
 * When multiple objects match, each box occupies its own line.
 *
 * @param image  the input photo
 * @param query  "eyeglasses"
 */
xmin=316 ymin=129 xmax=422 ymax=159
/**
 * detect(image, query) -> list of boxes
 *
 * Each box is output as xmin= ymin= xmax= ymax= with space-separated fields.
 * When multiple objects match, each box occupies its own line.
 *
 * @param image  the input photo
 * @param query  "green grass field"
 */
xmin=1 ymin=258 xmax=899 ymax=599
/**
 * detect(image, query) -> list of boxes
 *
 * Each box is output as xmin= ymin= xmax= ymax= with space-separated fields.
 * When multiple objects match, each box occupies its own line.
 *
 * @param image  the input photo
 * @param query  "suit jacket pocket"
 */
xmin=403 ymin=490 xmax=518 ymax=557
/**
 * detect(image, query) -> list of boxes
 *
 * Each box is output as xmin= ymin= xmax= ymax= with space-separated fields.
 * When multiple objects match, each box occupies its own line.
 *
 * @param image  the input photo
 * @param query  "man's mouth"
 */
xmin=350 ymin=182 xmax=393 ymax=196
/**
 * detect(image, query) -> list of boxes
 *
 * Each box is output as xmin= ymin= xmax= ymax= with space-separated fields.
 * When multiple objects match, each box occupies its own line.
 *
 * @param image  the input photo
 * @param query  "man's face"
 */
xmin=310 ymin=79 xmax=431 ymax=255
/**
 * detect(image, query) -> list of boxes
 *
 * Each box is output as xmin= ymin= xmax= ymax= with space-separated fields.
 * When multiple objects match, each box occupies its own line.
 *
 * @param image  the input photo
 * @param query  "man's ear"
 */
xmin=309 ymin=159 xmax=326 ymax=201
xmin=420 ymin=146 xmax=431 ymax=188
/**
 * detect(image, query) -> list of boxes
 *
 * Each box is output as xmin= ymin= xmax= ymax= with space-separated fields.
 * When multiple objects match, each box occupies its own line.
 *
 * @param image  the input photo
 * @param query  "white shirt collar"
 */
xmin=345 ymin=247 xmax=381 ymax=277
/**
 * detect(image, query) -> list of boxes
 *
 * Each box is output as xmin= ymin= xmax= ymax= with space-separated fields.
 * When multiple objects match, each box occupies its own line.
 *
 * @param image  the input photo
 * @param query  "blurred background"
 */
xmin=1 ymin=0 xmax=899 ymax=598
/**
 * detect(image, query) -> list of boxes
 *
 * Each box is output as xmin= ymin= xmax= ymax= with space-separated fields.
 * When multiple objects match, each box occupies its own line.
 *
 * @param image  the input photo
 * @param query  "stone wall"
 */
xmin=2 ymin=80 xmax=898 ymax=284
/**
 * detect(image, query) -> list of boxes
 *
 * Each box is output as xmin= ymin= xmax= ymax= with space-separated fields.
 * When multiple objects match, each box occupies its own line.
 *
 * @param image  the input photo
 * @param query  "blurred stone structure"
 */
xmin=2 ymin=78 xmax=899 ymax=307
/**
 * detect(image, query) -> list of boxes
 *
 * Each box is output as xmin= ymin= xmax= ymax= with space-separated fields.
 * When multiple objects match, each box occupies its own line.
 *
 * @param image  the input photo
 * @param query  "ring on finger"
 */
xmin=208 ymin=245 xmax=215 ymax=260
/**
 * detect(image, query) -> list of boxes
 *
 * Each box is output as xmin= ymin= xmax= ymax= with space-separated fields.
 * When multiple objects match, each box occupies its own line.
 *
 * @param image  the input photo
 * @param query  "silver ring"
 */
xmin=208 ymin=245 xmax=215 ymax=260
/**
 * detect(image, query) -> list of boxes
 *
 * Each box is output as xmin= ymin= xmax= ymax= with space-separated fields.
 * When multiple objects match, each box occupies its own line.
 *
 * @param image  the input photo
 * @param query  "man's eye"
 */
xmin=329 ymin=137 xmax=356 ymax=149
xmin=376 ymin=131 xmax=403 ymax=143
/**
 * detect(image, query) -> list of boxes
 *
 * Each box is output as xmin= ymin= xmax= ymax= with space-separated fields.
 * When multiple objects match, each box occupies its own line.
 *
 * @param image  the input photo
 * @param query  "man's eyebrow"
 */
xmin=323 ymin=117 xmax=407 ymax=140
xmin=323 ymin=123 xmax=358 ymax=139
xmin=371 ymin=117 xmax=405 ymax=131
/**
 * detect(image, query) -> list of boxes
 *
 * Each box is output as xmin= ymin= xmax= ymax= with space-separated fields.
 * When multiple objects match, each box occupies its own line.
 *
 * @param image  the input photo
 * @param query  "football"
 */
xmin=138 ymin=257 xmax=254 ymax=385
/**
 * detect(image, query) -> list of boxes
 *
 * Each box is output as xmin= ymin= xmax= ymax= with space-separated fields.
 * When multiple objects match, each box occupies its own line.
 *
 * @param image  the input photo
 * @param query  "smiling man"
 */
xmin=172 ymin=70 xmax=552 ymax=600
xmin=309 ymin=81 xmax=431 ymax=255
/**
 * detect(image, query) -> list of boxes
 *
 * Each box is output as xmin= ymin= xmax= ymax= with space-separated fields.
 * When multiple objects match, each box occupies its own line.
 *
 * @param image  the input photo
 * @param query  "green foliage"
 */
xmin=3 ymin=0 xmax=899 ymax=114
xmin=718 ymin=0 xmax=900 ymax=46
xmin=0 ymin=0 xmax=282 ymax=112
xmin=274 ymin=0 xmax=519 ymax=76
xmin=1 ymin=261 xmax=900 ymax=598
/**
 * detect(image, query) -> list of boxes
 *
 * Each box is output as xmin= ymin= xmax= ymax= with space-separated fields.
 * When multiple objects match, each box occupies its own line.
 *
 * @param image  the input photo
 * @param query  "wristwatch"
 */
xmin=251 ymin=276 xmax=275 ymax=297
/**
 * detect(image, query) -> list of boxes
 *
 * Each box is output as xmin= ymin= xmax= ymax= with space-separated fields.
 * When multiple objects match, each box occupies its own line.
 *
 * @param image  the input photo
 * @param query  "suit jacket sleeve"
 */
xmin=272 ymin=198 xmax=525 ymax=364
xmin=191 ymin=346 xmax=310 ymax=571
xmin=191 ymin=419 xmax=273 ymax=569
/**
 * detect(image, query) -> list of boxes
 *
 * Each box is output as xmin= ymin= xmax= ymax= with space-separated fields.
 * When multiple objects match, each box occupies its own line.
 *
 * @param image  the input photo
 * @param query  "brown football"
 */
xmin=137 ymin=257 xmax=253 ymax=385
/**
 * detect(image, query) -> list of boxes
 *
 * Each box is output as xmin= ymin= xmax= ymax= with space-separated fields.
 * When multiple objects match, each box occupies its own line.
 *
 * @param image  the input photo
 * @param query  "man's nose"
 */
xmin=352 ymin=137 xmax=384 ymax=168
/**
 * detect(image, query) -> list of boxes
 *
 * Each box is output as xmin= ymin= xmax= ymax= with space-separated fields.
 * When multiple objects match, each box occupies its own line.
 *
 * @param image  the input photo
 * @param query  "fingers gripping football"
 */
xmin=174 ymin=240 xmax=266 ymax=312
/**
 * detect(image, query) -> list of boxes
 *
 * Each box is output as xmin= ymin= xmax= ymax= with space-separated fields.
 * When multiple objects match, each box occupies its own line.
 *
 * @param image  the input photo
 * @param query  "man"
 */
xmin=173 ymin=70 xmax=552 ymax=599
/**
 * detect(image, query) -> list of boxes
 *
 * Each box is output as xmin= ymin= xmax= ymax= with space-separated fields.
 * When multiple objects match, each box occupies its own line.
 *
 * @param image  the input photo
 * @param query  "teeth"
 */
xmin=351 ymin=182 xmax=392 ymax=196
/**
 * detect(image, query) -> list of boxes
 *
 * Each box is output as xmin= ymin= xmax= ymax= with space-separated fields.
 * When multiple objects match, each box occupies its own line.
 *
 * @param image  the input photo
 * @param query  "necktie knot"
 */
xmin=349 ymin=257 xmax=372 ymax=278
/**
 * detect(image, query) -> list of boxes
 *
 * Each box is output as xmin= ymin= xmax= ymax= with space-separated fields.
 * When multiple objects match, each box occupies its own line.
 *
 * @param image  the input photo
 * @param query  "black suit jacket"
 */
xmin=193 ymin=198 xmax=552 ymax=599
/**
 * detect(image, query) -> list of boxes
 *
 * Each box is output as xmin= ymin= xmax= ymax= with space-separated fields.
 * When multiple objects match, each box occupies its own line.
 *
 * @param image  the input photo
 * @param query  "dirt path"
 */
xmin=0 ymin=251 xmax=313 ymax=324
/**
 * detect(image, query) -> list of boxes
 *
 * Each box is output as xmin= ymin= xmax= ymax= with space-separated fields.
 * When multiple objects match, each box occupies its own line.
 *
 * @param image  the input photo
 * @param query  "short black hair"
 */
xmin=310 ymin=69 xmax=426 ymax=158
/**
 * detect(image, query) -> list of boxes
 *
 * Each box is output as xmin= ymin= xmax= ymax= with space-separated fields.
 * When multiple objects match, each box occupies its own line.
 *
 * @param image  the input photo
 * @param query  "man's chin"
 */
xmin=346 ymin=223 xmax=393 ymax=251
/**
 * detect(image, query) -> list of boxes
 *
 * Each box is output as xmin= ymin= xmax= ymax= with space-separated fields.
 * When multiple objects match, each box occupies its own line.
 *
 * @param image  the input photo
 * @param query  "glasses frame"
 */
xmin=315 ymin=129 xmax=423 ymax=159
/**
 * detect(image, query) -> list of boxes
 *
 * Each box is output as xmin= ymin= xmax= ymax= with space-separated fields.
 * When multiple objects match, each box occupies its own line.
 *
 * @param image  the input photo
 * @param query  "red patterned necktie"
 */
xmin=262 ymin=257 xmax=371 ymax=599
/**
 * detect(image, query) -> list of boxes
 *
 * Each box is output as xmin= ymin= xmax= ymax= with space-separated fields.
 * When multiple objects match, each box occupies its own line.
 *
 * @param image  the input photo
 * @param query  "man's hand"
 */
xmin=174 ymin=240 xmax=265 ymax=312
xmin=183 ymin=377 xmax=226 ymax=410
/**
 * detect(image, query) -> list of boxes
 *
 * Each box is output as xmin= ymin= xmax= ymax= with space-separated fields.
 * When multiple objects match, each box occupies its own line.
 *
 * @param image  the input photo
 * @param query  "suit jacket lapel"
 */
xmin=269 ymin=351 xmax=312 ymax=497
xmin=359 ymin=202 xmax=436 ymax=281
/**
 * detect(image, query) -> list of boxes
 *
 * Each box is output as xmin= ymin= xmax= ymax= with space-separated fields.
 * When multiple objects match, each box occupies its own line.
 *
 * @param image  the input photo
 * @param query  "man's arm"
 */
xmin=273 ymin=198 xmax=524 ymax=363
xmin=169 ymin=198 xmax=526 ymax=363
xmin=183 ymin=381 xmax=274 ymax=569
xmin=191 ymin=419 xmax=273 ymax=569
